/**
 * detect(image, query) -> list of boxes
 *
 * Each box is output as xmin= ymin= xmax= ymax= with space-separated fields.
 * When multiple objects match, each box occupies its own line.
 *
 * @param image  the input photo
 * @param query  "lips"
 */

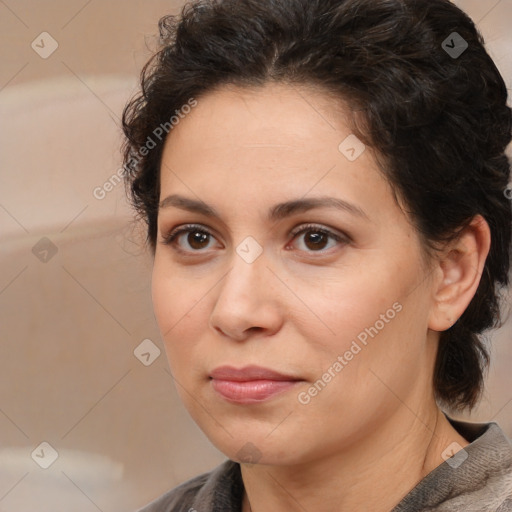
xmin=210 ymin=365 xmax=299 ymax=381
xmin=209 ymin=365 xmax=302 ymax=404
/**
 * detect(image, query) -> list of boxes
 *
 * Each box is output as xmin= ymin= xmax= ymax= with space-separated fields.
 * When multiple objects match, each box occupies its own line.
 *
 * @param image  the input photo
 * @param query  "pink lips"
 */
xmin=209 ymin=365 xmax=301 ymax=404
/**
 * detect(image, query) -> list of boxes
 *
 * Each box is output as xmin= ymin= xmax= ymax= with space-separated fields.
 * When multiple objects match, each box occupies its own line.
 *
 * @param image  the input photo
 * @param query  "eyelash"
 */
xmin=160 ymin=223 xmax=349 ymax=255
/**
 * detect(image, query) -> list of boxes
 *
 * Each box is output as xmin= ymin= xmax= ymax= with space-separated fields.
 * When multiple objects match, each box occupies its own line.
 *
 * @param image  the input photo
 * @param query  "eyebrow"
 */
xmin=159 ymin=194 xmax=369 ymax=222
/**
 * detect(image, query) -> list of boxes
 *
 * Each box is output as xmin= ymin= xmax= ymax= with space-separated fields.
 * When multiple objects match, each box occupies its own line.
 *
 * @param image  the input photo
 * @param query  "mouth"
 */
xmin=209 ymin=365 xmax=303 ymax=404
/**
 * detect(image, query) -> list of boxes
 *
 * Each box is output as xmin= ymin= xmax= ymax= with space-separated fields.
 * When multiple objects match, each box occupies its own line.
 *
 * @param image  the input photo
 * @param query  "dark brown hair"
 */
xmin=122 ymin=0 xmax=512 ymax=411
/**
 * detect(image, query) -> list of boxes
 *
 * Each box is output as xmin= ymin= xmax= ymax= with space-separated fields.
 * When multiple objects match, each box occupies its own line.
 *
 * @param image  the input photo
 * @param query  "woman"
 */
xmin=122 ymin=0 xmax=512 ymax=510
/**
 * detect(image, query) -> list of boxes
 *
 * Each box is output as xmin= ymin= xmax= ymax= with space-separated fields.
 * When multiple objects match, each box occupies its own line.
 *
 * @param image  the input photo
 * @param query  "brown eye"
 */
xmin=161 ymin=224 xmax=219 ymax=252
xmin=289 ymin=224 xmax=349 ymax=253
xmin=187 ymin=231 xmax=211 ymax=250
xmin=303 ymin=231 xmax=329 ymax=251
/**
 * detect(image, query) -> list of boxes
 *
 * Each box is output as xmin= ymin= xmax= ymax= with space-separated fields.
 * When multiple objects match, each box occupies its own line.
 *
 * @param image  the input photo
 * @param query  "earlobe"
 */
xmin=428 ymin=215 xmax=491 ymax=332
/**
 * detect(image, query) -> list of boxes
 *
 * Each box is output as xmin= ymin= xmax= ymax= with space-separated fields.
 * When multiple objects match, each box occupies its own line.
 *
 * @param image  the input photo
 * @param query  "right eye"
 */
xmin=160 ymin=224 xmax=222 ymax=254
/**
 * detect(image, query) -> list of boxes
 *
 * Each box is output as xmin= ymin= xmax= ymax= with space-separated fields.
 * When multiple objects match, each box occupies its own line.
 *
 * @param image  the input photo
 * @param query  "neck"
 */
xmin=240 ymin=405 xmax=468 ymax=512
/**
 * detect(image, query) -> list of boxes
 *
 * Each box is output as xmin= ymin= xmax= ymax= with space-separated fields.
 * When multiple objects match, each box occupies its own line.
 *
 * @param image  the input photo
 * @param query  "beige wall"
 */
xmin=0 ymin=1 xmax=511 ymax=510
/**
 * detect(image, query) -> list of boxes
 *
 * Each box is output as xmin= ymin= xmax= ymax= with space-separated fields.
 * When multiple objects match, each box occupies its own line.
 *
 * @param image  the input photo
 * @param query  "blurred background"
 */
xmin=0 ymin=1 xmax=510 ymax=510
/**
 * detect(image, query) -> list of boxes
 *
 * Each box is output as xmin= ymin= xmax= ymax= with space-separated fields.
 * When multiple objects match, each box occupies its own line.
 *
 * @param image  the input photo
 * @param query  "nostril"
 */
xmin=247 ymin=326 xmax=264 ymax=334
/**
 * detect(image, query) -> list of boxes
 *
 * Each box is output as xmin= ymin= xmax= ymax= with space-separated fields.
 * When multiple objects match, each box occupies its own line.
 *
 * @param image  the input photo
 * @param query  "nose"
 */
xmin=208 ymin=249 xmax=284 ymax=342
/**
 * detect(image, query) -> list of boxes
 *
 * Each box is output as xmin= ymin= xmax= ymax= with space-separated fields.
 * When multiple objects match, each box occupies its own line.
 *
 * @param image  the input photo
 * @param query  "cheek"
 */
xmin=294 ymin=265 xmax=403 ymax=347
xmin=151 ymin=261 xmax=208 ymax=365
xmin=298 ymin=254 xmax=428 ymax=381
xmin=151 ymin=262 xmax=177 ymax=333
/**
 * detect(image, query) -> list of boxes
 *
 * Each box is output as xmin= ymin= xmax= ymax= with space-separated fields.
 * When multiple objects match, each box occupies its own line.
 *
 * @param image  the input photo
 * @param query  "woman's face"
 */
xmin=152 ymin=83 xmax=440 ymax=465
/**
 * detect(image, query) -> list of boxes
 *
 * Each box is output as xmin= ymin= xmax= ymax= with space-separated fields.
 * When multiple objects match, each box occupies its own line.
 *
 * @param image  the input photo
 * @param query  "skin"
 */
xmin=152 ymin=82 xmax=491 ymax=511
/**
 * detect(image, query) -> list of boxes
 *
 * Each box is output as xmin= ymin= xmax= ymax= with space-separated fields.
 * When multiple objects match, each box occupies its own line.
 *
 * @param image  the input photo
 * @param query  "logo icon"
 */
xmin=236 ymin=442 xmax=262 ymax=464
xmin=31 ymin=32 xmax=59 ymax=59
xmin=236 ymin=236 xmax=263 ymax=264
xmin=31 ymin=441 xmax=59 ymax=469
xmin=442 ymin=32 xmax=468 ymax=59
xmin=134 ymin=339 xmax=161 ymax=366
xmin=338 ymin=134 xmax=366 ymax=162
xmin=441 ymin=442 xmax=468 ymax=469
xmin=32 ymin=237 xmax=58 ymax=263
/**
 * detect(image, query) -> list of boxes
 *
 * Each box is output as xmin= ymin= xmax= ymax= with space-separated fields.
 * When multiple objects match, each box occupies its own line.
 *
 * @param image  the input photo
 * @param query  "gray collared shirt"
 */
xmin=136 ymin=418 xmax=512 ymax=511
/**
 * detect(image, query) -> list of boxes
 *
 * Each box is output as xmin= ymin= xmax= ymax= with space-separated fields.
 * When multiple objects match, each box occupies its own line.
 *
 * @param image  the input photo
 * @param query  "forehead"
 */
xmin=165 ymin=83 xmax=349 ymax=150
xmin=158 ymin=83 xmax=404 ymax=225
xmin=161 ymin=83 xmax=375 ymax=180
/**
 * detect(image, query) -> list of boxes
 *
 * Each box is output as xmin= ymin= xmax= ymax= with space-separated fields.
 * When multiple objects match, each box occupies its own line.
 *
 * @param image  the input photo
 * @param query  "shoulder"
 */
xmin=135 ymin=460 xmax=243 ymax=512
xmin=497 ymin=499 xmax=512 ymax=512
xmin=135 ymin=472 xmax=209 ymax=512
xmin=393 ymin=419 xmax=512 ymax=512
xmin=437 ymin=420 xmax=512 ymax=511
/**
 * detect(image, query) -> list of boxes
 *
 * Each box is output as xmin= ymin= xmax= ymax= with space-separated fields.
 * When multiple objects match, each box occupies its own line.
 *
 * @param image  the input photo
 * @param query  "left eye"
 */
xmin=288 ymin=225 xmax=347 ymax=252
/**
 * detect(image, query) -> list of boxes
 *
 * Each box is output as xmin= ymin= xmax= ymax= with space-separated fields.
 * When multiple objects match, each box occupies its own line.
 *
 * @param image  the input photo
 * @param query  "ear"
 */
xmin=428 ymin=215 xmax=491 ymax=331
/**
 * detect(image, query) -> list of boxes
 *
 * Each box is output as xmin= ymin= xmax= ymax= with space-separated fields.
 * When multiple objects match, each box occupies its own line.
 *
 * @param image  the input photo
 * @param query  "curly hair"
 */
xmin=122 ymin=0 xmax=512 ymax=411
